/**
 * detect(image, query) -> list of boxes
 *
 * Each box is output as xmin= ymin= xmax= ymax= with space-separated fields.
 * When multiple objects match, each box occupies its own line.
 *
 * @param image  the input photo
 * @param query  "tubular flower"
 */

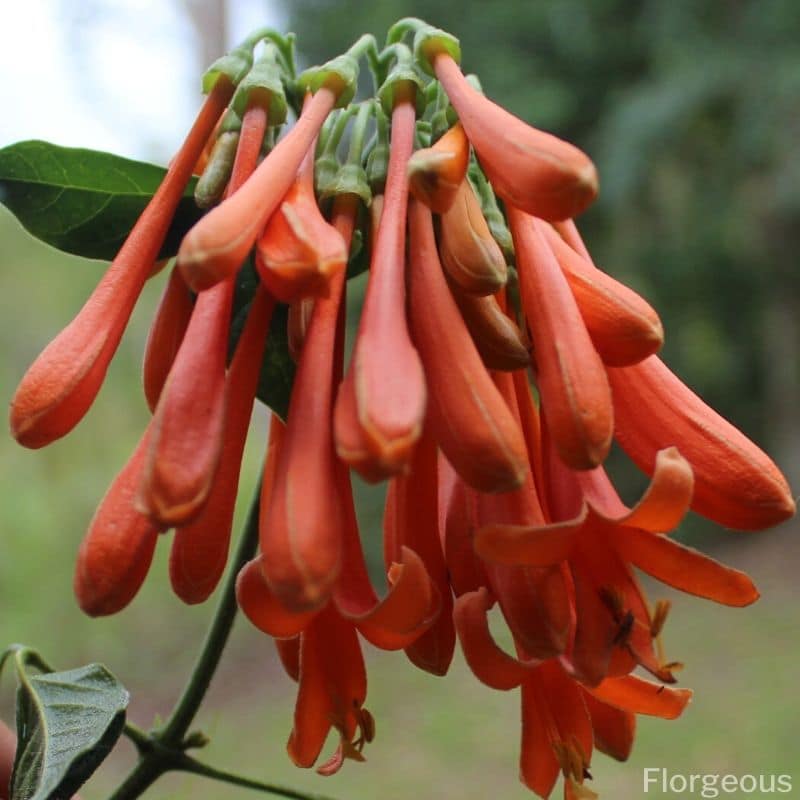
xmin=430 ymin=51 xmax=597 ymax=221
xmin=408 ymin=198 xmax=528 ymax=492
xmin=255 ymin=97 xmax=348 ymax=303
xmin=508 ymin=207 xmax=613 ymax=470
xmin=9 ymin=78 xmax=233 ymax=448
xmin=334 ymin=85 xmax=426 ymax=480
xmin=8 ymin=19 xmax=795 ymax=800
xmin=142 ymin=266 xmax=194 ymax=413
xmin=557 ymin=219 xmax=795 ymax=529
xmin=139 ymin=97 xmax=271 ymax=528
xmin=178 ymin=87 xmax=339 ymax=292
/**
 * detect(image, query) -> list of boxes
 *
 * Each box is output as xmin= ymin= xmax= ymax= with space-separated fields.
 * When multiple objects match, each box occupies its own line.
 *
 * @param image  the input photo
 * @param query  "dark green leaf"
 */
xmin=0 ymin=140 xmax=203 ymax=261
xmin=229 ymin=260 xmax=295 ymax=420
xmin=8 ymin=649 xmax=128 ymax=800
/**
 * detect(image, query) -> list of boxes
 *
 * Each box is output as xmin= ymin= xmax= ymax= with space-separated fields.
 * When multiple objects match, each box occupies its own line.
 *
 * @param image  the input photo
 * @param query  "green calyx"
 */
xmin=412 ymin=24 xmax=461 ymax=76
xmin=202 ymin=41 xmax=254 ymax=94
xmin=366 ymin=106 xmax=390 ymax=193
xmin=297 ymin=33 xmax=377 ymax=109
xmin=377 ymin=44 xmax=426 ymax=116
xmin=318 ymin=102 xmax=374 ymax=206
xmin=231 ymin=47 xmax=288 ymax=124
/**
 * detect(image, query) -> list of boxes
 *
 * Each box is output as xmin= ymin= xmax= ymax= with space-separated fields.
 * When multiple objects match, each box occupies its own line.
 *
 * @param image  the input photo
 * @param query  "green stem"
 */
xmin=158 ymin=489 xmax=261 ymax=746
xmin=108 ymin=486 xmax=262 ymax=800
xmin=177 ymin=755 xmax=341 ymax=800
xmin=345 ymin=101 xmax=375 ymax=166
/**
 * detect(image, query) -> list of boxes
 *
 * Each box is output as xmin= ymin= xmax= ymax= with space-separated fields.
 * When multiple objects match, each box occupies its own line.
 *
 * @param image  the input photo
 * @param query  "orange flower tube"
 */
xmin=177 ymin=88 xmax=338 ymax=292
xmin=255 ymin=100 xmax=347 ymax=303
xmin=9 ymin=79 xmax=233 ymax=449
xmin=259 ymin=196 xmax=358 ymax=611
xmin=508 ymin=207 xmax=613 ymax=470
xmin=433 ymin=53 xmax=597 ymax=221
xmin=74 ymin=429 xmax=160 ymax=616
xmin=169 ymin=286 xmax=274 ymax=603
xmin=142 ymin=266 xmax=194 ymax=412
xmin=408 ymin=198 xmax=528 ymax=492
xmin=333 ymin=89 xmax=426 ymax=480
xmin=541 ymin=222 xmax=663 ymax=367
xmin=139 ymin=100 xmax=270 ymax=528
xmin=609 ymin=355 xmax=795 ymax=530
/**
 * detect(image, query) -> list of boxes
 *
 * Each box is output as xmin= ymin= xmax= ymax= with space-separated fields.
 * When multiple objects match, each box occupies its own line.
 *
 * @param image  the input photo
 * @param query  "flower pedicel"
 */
xmin=8 ymin=18 xmax=795 ymax=800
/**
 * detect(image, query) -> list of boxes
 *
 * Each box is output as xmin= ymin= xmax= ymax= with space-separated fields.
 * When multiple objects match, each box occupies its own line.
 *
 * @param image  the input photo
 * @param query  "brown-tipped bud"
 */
xmin=407 ymin=121 xmax=469 ymax=213
xmin=542 ymin=224 xmax=663 ymax=367
xmin=451 ymin=285 xmax=530 ymax=371
xmin=408 ymin=198 xmax=528 ymax=493
xmin=434 ymin=54 xmax=598 ymax=221
xmin=439 ymin=179 xmax=508 ymax=295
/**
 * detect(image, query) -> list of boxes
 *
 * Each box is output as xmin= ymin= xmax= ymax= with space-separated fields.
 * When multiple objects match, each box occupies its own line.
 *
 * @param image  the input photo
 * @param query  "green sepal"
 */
xmin=319 ymin=163 xmax=372 ymax=207
xmin=219 ymin=107 xmax=242 ymax=133
xmin=202 ymin=41 xmax=254 ymax=93
xmin=297 ymin=53 xmax=359 ymax=108
xmin=413 ymin=24 xmax=461 ymax=76
xmin=231 ymin=49 xmax=288 ymax=124
xmin=366 ymin=107 xmax=390 ymax=193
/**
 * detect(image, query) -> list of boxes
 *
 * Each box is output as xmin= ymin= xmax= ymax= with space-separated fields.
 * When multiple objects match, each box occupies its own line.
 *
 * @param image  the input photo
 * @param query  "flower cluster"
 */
xmin=9 ymin=19 xmax=794 ymax=799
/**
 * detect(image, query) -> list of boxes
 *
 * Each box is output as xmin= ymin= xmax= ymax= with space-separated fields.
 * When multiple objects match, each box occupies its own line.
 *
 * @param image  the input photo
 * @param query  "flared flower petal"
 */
xmin=582 ymin=692 xmax=635 ymax=762
xmin=587 ymin=674 xmax=692 ymax=720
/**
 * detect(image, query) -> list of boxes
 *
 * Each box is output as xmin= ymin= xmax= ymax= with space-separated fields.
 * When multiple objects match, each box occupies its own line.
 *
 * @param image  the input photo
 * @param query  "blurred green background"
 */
xmin=1 ymin=1 xmax=798 ymax=798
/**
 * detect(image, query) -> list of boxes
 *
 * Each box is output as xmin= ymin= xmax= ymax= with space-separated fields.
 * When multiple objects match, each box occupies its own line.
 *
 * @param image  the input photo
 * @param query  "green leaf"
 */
xmin=0 ymin=140 xmax=203 ymax=261
xmin=229 ymin=260 xmax=295 ymax=420
xmin=6 ymin=648 xmax=129 ymax=800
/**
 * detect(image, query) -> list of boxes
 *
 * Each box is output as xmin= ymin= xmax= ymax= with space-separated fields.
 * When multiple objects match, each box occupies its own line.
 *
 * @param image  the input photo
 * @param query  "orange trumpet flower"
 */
xmin=609 ymin=355 xmax=796 ymax=530
xmin=508 ymin=207 xmax=613 ymax=470
xmin=334 ymin=87 xmax=426 ymax=480
xmin=432 ymin=53 xmax=597 ymax=221
xmin=178 ymin=87 xmax=339 ymax=292
xmin=255 ymin=100 xmax=347 ymax=303
xmin=10 ymin=78 xmax=233 ymax=449
xmin=408 ymin=198 xmax=528 ymax=492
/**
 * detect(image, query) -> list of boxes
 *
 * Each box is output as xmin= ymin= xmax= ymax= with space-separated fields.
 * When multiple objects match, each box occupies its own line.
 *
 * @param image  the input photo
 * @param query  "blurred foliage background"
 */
xmin=0 ymin=1 xmax=798 ymax=798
